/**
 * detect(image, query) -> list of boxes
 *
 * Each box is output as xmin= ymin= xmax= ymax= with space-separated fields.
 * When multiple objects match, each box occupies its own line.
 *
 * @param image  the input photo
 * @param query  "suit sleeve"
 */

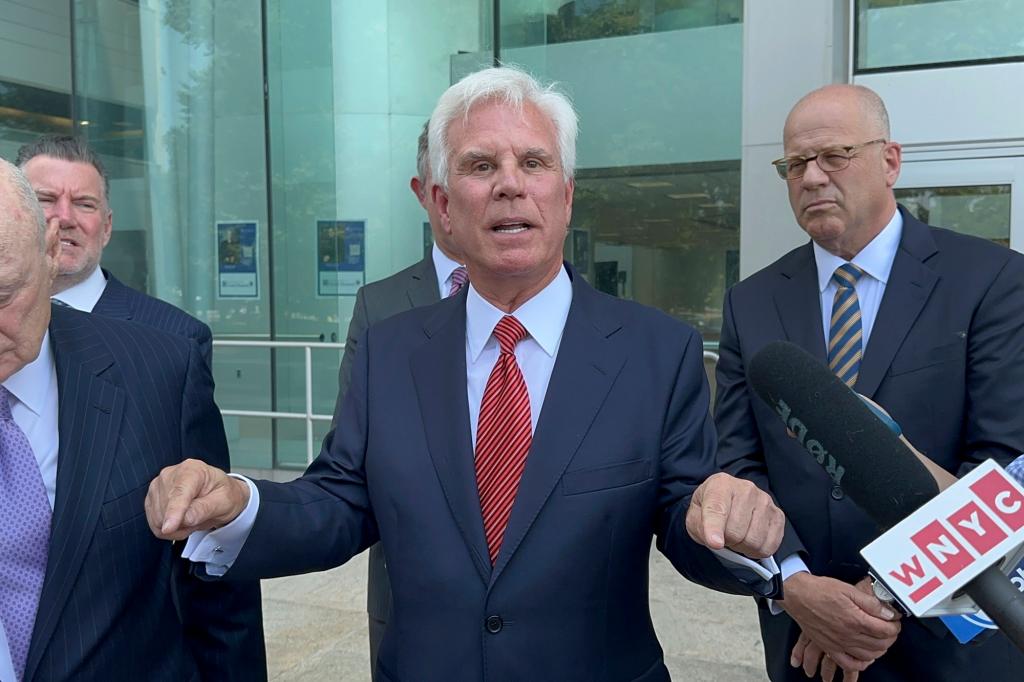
xmin=655 ymin=328 xmax=780 ymax=597
xmin=960 ymin=252 xmax=1024 ymax=475
xmin=174 ymin=341 xmax=267 ymax=680
xmin=185 ymin=319 xmax=214 ymax=370
xmin=228 ymin=323 xmax=378 ymax=579
xmin=713 ymin=288 xmax=805 ymax=562
xmin=333 ymin=285 xmax=369 ymax=424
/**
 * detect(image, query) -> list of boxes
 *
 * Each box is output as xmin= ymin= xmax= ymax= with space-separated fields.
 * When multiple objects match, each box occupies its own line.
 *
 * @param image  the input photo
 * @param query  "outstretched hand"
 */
xmin=685 ymin=472 xmax=785 ymax=558
xmin=145 ymin=458 xmax=250 ymax=541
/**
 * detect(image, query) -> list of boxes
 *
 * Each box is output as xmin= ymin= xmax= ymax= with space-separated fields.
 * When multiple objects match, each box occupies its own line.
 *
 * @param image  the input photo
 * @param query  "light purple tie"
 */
xmin=447 ymin=266 xmax=468 ymax=298
xmin=0 ymin=385 xmax=51 ymax=680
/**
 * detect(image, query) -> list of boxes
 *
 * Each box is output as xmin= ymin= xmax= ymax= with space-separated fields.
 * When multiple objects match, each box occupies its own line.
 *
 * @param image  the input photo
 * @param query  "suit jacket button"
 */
xmin=485 ymin=615 xmax=503 ymax=634
xmin=830 ymin=485 xmax=844 ymax=501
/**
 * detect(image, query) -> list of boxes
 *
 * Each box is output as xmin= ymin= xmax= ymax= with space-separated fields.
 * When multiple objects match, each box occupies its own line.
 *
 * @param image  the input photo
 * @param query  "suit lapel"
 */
xmin=25 ymin=307 xmax=125 ymax=681
xmin=410 ymin=294 xmax=491 ymax=584
xmin=91 ymin=270 xmax=133 ymax=321
xmin=489 ymin=274 xmax=626 ymax=586
xmin=773 ymin=245 xmax=827 ymax=362
xmin=855 ymin=210 xmax=938 ymax=397
xmin=406 ymin=257 xmax=441 ymax=308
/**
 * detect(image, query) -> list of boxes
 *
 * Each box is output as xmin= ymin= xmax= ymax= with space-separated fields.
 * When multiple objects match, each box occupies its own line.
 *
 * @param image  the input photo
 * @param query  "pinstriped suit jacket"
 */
xmin=23 ymin=305 xmax=265 ymax=682
xmin=94 ymin=270 xmax=214 ymax=367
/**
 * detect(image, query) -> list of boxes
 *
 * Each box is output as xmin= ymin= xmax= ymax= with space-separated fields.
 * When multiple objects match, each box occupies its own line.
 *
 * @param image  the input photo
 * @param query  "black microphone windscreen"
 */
xmin=747 ymin=340 xmax=940 ymax=529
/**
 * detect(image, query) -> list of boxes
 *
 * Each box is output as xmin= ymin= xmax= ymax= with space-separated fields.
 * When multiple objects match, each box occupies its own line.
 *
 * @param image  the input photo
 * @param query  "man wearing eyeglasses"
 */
xmin=714 ymin=84 xmax=1024 ymax=681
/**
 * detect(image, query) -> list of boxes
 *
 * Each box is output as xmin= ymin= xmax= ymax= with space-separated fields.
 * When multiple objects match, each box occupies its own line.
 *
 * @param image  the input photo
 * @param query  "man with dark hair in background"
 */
xmin=333 ymin=120 xmax=466 ymax=677
xmin=715 ymin=84 xmax=1024 ymax=681
xmin=16 ymin=135 xmax=214 ymax=365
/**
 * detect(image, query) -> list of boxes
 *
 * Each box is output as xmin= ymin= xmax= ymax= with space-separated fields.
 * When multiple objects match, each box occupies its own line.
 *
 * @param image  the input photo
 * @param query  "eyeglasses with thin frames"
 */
xmin=771 ymin=139 xmax=887 ymax=180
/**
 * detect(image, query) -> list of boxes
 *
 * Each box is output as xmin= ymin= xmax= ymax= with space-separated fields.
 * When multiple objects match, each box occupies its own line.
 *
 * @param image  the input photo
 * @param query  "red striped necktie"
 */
xmin=475 ymin=315 xmax=532 ymax=565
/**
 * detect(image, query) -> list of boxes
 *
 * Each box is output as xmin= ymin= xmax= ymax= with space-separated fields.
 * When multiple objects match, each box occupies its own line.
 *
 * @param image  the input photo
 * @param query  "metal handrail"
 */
xmin=212 ymin=338 xmax=721 ymax=466
xmin=213 ymin=339 xmax=344 ymax=464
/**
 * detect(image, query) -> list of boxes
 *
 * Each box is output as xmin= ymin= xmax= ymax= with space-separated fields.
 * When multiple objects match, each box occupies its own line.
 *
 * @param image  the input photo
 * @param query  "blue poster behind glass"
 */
xmin=217 ymin=220 xmax=259 ymax=298
xmin=317 ymin=220 xmax=365 ymax=296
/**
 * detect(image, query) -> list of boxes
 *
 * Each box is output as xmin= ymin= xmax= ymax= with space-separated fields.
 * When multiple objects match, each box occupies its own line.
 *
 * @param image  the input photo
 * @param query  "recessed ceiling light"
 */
xmin=667 ymin=192 xmax=709 ymax=200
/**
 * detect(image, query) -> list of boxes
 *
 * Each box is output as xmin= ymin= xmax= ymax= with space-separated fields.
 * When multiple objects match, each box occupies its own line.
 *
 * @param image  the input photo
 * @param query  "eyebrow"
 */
xmin=457 ymin=150 xmax=494 ymax=165
xmin=523 ymin=147 xmax=555 ymax=161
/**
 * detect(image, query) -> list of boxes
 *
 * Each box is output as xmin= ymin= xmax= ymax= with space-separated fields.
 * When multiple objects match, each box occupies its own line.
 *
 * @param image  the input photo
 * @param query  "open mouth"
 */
xmin=59 ymin=238 xmax=79 ymax=248
xmin=492 ymin=219 xmax=532 ymax=234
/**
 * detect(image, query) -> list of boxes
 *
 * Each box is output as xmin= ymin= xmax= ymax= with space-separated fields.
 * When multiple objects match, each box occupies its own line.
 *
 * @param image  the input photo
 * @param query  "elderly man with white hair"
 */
xmin=145 ymin=66 xmax=786 ymax=681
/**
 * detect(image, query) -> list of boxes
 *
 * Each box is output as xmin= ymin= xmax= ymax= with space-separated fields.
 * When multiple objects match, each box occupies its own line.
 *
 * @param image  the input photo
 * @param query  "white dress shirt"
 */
xmin=187 ymin=265 xmax=778 ymax=582
xmin=776 ymin=209 xmax=904 ymax=592
xmin=431 ymin=244 xmax=466 ymax=299
xmin=0 ymin=333 xmax=60 ymax=680
xmin=52 ymin=265 xmax=108 ymax=312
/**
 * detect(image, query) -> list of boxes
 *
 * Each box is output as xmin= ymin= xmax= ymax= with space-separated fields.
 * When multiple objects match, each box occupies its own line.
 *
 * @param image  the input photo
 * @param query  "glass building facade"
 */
xmin=1 ymin=0 xmax=1022 ymax=468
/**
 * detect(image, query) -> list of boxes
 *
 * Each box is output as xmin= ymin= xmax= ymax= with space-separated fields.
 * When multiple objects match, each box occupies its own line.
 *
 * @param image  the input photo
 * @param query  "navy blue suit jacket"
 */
xmin=715 ymin=207 xmax=1024 ymax=680
xmin=94 ymin=269 xmax=214 ymax=367
xmin=24 ymin=305 xmax=265 ymax=681
xmin=227 ymin=269 xmax=775 ymax=681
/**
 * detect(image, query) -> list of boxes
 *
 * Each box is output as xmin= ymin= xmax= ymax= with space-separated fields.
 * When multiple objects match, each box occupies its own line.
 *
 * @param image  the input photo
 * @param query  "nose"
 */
xmin=799 ymin=157 xmax=830 ymax=189
xmin=492 ymin=161 xmax=526 ymax=201
xmin=51 ymin=196 xmax=76 ymax=227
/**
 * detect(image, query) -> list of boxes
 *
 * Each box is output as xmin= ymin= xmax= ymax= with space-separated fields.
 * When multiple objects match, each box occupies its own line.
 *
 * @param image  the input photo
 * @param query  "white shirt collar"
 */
xmin=466 ymin=265 xmax=573 ymax=363
xmin=2 ymin=331 xmax=54 ymax=418
xmin=431 ymin=243 xmax=465 ymax=299
xmin=813 ymin=208 xmax=903 ymax=291
xmin=53 ymin=266 xmax=108 ymax=312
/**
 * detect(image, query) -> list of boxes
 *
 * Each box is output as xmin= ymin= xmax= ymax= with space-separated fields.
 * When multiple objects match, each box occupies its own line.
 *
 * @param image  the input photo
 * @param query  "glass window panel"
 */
xmin=501 ymin=1 xmax=742 ymax=343
xmin=501 ymin=0 xmax=741 ymax=48
xmin=856 ymin=0 xmax=1024 ymax=71
xmin=894 ymin=184 xmax=1011 ymax=246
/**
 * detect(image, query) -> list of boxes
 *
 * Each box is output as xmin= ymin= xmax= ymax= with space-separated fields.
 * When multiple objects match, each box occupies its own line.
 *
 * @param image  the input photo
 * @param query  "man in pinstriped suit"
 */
xmin=0 ymin=159 xmax=264 ymax=680
xmin=334 ymin=121 xmax=465 ymax=678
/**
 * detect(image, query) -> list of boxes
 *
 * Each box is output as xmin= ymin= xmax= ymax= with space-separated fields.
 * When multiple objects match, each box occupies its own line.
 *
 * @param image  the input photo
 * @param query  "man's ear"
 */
xmin=101 ymin=207 xmax=113 ymax=248
xmin=433 ymin=183 xmax=454 ymax=236
xmin=883 ymin=142 xmax=902 ymax=189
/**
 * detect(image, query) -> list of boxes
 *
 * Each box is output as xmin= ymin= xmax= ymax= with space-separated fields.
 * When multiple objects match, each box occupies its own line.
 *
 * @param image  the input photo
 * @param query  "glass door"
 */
xmin=895 ymin=153 xmax=1024 ymax=253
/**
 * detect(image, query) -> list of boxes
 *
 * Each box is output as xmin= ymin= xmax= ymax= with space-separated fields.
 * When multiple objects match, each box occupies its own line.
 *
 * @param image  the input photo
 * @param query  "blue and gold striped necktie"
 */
xmin=829 ymin=263 xmax=865 ymax=387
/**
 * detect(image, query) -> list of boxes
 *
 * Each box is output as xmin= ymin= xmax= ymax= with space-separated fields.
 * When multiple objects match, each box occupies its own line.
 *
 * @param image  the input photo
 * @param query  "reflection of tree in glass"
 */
xmin=895 ymin=184 xmax=1011 ymax=247
xmin=537 ymin=0 xmax=742 ymax=46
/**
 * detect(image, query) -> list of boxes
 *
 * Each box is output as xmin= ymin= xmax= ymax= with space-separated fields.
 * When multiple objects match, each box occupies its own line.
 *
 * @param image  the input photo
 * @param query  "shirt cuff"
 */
xmin=710 ymin=547 xmax=781 ymax=597
xmin=710 ymin=547 xmax=779 ymax=581
xmin=767 ymin=553 xmax=811 ymax=615
xmin=181 ymin=474 xmax=260 ymax=576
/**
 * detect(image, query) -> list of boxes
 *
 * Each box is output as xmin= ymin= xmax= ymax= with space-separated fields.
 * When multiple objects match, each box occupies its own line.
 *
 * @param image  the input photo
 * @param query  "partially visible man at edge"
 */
xmin=714 ymin=84 xmax=1024 ymax=681
xmin=0 ymin=158 xmax=264 ymax=681
xmin=15 ymin=135 xmax=266 ymax=676
xmin=145 ymin=65 xmax=789 ymax=681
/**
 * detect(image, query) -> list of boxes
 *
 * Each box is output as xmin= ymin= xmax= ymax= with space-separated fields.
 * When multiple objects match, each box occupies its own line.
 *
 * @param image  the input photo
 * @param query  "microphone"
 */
xmin=747 ymin=340 xmax=1024 ymax=651
xmin=747 ymin=340 xmax=938 ymax=527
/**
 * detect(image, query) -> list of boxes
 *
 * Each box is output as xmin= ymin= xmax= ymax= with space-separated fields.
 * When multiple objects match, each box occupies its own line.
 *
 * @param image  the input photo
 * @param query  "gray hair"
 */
xmin=416 ymin=121 xmax=430 ymax=184
xmin=0 ymin=158 xmax=47 ymax=250
xmin=428 ymin=66 xmax=578 ymax=189
xmin=16 ymin=134 xmax=110 ymax=200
